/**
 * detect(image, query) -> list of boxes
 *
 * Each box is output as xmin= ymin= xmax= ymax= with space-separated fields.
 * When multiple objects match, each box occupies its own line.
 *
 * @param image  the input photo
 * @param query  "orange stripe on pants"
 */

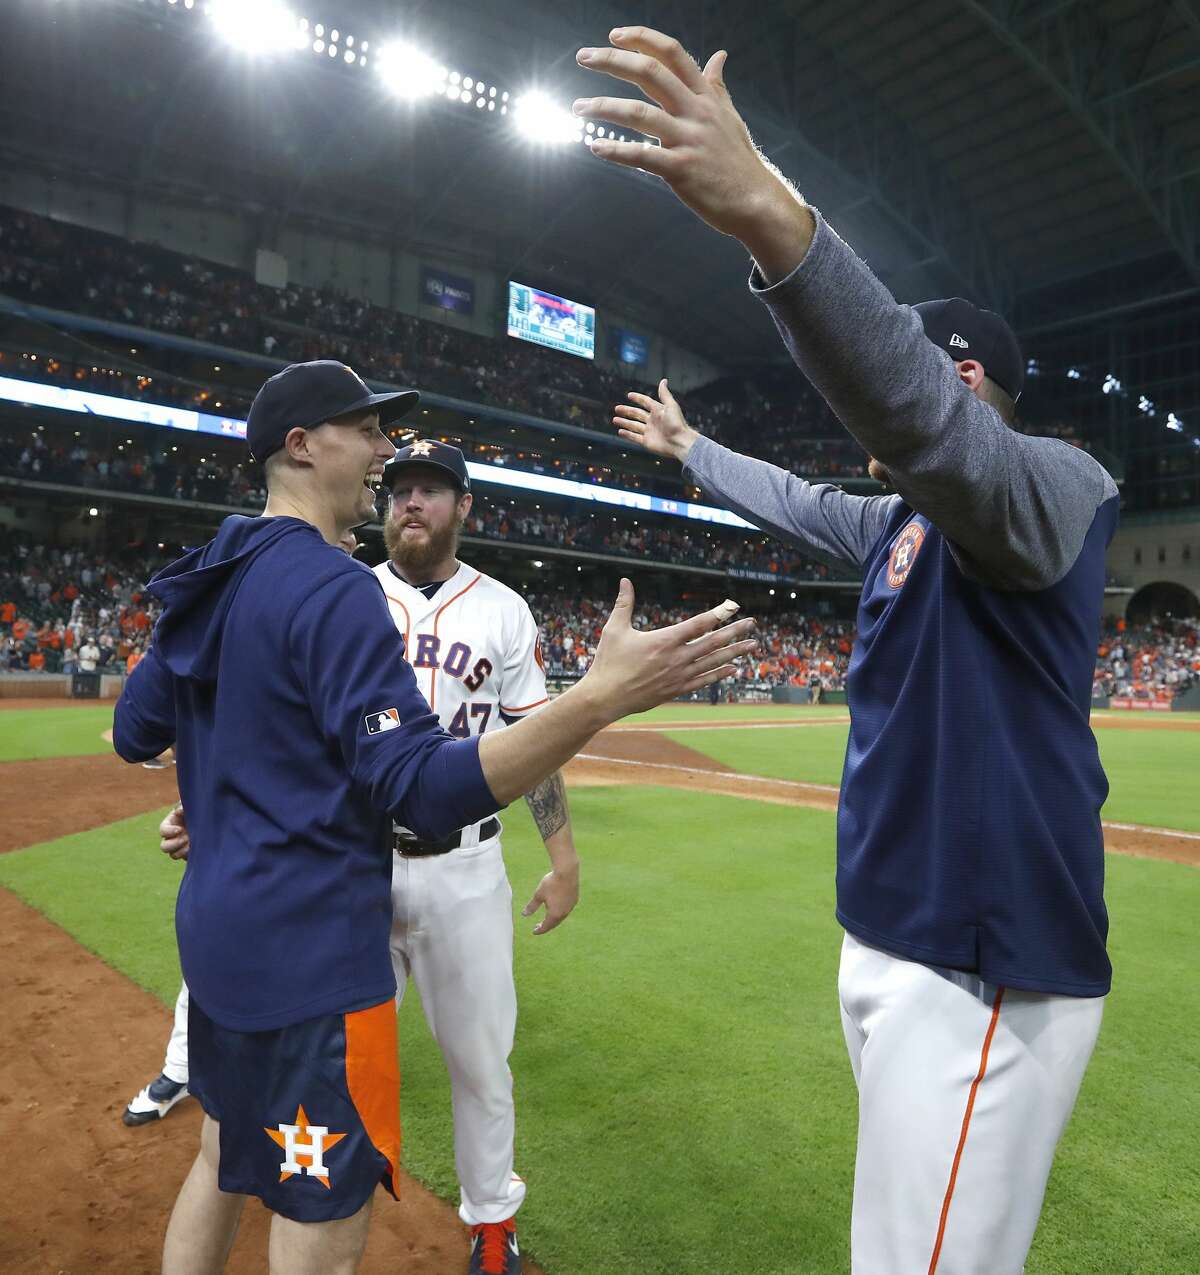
xmin=345 ymin=999 xmax=402 ymax=1198
xmin=928 ymin=986 xmax=1005 ymax=1274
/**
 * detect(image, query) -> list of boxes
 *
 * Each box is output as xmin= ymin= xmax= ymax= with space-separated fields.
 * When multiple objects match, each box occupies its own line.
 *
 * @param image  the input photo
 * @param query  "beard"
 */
xmin=384 ymin=515 xmax=462 ymax=579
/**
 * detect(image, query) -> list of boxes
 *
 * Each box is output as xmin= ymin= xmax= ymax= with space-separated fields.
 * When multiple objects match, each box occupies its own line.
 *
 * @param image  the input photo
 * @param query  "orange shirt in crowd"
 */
xmin=126 ymin=651 xmax=144 ymax=675
xmin=11 ymin=618 xmax=29 ymax=642
xmin=27 ymin=651 xmax=45 ymax=672
xmin=0 ymin=601 xmax=15 ymax=624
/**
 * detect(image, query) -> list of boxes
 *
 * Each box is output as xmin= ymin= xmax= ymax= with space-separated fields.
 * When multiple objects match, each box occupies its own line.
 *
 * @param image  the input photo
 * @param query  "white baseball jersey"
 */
xmin=373 ymin=556 xmax=545 ymax=1227
xmin=372 ymin=559 xmax=548 ymax=833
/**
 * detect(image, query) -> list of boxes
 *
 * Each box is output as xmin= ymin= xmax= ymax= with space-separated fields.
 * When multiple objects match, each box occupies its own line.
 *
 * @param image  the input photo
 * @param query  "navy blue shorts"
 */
xmin=188 ymin=995 xmax=401 ymax=1223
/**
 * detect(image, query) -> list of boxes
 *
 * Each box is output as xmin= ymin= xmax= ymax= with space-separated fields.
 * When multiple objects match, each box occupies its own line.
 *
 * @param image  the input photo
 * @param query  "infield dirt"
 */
xmin=0 ymin=710 xmax=1195 ymax=1272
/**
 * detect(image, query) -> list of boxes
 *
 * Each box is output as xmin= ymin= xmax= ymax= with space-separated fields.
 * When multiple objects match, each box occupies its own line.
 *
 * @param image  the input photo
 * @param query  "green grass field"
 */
xmin=2 ymin=779 xmax=1198 ymax=1272
xmin=0 ymin=705 xmax=116 ymax=761
xmin=667 ymin=715 xmax=1200 ymax=832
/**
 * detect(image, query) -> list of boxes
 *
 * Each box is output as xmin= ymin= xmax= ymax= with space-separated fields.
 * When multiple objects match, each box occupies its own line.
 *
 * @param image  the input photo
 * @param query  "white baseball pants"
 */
xmin=162 ymin=980 xmax=190 ymax=1086
xmin=390 ymin=834 xmax=526 ymax=1227
xmin=838 ymin=933 xmax=1103 ymax=1274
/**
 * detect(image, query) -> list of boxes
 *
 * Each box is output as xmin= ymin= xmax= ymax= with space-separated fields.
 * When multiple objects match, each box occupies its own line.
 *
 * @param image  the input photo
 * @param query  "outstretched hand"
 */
xmin=614 ymin=377 xmax=698 ymax=463
xmin=583 ymin=578 xmax=756 ymax=717
xmin=574 ymin=29 xmax=791 ymax=238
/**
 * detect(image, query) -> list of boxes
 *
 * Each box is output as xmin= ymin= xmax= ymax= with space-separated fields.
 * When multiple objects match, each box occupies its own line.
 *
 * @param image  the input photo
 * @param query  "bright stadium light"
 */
xmin=209 ymin=0 xmax=299 ymax=56
xmin=376 ymin=42 xmax=444 ymax=97
xmin=513 ymin=91 xmax=577 ymax=144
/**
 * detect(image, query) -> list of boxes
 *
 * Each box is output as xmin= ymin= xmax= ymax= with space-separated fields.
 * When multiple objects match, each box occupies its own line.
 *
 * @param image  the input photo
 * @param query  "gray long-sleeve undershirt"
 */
xmin=684 ymin=212 xmax=1118 ymax=591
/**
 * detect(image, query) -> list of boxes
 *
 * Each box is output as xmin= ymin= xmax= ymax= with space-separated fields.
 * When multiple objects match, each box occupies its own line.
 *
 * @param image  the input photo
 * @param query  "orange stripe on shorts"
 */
xmin=345 ymin=999 xmax=402 ymax=1198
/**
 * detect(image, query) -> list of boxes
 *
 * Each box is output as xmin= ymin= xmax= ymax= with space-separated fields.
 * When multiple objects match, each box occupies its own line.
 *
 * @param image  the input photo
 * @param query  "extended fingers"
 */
xmin=585 ymin=135 xmax=674 ymax=175
xmin=614 ymin=403 xmax=650 ymax=422
xmin=576 ymin=43 xmax=695 ymax=113
xmin=574 ymin=93 xmax=679 ymax=144
xmin=670 ymin=598 xmax=742 ymax=642
xmin=609 ymin=26 xmax=708 ymax=94
xmin=687 ymin=641 xmax=757 ymax=680
xmin=683 ymin=664 xmax=737 ymax=693
xmin=687 ymin=618 xmax=757 ymax=660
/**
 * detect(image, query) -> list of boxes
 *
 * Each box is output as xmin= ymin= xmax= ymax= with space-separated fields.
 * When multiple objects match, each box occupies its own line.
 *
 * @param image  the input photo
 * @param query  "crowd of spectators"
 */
xmin=5 ymin=534 xmax=1197 ymax=701
xmin=0 ymin=531 xmax=160 ymax=675
xmin=1093 ymin=617 xmax=1200 ymax=701
xmin=466 ymin=502 xmax=853 ymax=583
xmin=0 ymin=420 xmax=853 ymax=582
xmin=1 ymin=419 xmax=268 ymax=508
xmin=529 ymin=590 xmax=856 ymax=690
xmin=0 ymin=204 xmax=868 ymax=479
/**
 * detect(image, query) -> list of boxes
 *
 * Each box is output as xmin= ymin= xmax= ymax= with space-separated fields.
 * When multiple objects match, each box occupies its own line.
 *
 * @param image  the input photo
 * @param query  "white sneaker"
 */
xmin=123 ymin=1073 xmax=190 ymax=1126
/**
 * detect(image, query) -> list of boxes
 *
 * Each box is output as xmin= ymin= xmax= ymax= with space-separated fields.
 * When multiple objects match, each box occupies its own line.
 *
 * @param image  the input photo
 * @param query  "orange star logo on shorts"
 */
xmin=264 ymin=1103 xmax=347 ymax=1187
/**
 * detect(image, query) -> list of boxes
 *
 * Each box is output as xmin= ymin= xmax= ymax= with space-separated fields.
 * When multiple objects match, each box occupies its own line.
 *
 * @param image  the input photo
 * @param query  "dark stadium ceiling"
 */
xmin=1 ymin=0 xmax=1197 ymax=367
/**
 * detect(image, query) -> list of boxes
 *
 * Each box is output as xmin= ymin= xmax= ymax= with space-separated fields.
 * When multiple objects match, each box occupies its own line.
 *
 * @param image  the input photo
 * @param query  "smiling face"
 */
xmin=383 ymin=463 xmax=472 ymax=579
xmin=301 ymin=409 xmax=395 ymax=532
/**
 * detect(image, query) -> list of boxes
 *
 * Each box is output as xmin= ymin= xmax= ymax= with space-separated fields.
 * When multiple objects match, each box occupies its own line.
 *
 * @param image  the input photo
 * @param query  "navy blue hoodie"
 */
xmin=114 ymin=516 xmax=498 ymax=1030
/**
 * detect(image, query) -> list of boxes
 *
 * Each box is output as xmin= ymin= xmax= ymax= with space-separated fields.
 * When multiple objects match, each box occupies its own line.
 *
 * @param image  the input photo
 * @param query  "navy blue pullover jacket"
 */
xmin=113 ymin=516 xmax=498 ymax=1030
xmin=685 ymin=214 xmax=1119 ymax=997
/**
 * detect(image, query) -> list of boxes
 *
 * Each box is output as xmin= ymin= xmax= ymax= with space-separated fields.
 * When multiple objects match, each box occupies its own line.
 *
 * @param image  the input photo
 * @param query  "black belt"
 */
xmin=394 ymin=817 xmax=500 ymax=858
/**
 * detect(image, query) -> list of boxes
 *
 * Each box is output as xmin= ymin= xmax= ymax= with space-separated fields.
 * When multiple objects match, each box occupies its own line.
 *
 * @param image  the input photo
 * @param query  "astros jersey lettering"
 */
xmin=373 ymin=559 xmax=548 ymax=756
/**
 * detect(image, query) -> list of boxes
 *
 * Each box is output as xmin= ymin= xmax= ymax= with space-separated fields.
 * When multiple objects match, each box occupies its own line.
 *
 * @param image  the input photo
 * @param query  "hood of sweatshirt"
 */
xmin=147 ymin=515 xmax=320 ymax=683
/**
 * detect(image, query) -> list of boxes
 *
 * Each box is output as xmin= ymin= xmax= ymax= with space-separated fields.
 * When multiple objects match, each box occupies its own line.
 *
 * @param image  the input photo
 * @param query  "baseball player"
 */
xmin=376 ymin=439 xmax=577 ymax=1274
xmin=125 ymin=445 xmax=575 ymax=1274
xmin=113 ymin=358 xmax=756 ymax=1274
xmin=583 ymin=30 xmax=1116 ymax=1273
xmin=122 ymin=530 xmax=365 ymax=1131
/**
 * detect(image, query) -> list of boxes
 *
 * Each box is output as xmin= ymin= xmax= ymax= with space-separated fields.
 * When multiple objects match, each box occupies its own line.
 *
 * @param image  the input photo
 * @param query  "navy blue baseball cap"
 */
xmin=914 ymin=298 xmax=1024 ymax=401
xmin=382 ymin=439 xmax=470 ymax=493
xmin=246 ymin=360 xmax=420 ymax=462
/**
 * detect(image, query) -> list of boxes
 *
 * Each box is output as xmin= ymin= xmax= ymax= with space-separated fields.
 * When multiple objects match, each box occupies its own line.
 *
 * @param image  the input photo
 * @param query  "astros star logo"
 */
xmin=886 ymin=522 xmax=926 ymax=589
xmin=409 ymin=440 xmax=436 ymax=457
xmin=265 ymin=1104 xmax=347 ymax=1187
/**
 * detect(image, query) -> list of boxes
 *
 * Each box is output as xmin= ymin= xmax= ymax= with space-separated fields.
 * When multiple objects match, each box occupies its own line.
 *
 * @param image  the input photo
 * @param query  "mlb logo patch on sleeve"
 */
xmin=365 ymin=708 xmax=401 ymax=734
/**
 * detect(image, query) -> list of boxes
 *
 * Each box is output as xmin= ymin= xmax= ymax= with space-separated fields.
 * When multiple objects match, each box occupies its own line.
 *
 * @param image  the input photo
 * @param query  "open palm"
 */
xmin=613 ymin=378 xmax=699 ymax=463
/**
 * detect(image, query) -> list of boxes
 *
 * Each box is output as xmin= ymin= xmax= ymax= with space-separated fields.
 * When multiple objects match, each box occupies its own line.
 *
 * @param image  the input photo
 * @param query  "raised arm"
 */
xmin=579 ymin=27 xmax=1117 ymax=590
xmin=744 ymin=216 xmax=1116 ymax=589
xmin=615 ymin=378 xmax=896 ymax=570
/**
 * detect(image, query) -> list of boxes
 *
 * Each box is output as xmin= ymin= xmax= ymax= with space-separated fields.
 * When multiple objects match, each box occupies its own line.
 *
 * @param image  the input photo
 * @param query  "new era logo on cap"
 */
xmin=949 ymin=333 xmax=969 ymax=349
xmin=365 ymin=708 xmax=401 ymax=734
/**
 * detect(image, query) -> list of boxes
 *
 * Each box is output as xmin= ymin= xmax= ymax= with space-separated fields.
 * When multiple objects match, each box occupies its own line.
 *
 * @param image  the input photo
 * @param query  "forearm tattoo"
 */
xmin=525 ymin=771 xmax=569 ymax=843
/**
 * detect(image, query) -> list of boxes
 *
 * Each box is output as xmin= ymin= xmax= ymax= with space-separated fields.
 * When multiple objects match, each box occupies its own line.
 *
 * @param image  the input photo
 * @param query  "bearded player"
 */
xmin=373 ymin=439 xmax=577 ymax=1275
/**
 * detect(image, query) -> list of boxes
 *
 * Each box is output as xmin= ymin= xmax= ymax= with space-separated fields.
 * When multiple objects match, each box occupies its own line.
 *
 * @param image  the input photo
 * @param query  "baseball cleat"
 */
xmin=468 ymin=1217 xmax=521 ymax=1275
xmin=141 ymin=757 xmax=173 ymax=769
xmin=122 ymin=1073 xmax=190 ymax=1126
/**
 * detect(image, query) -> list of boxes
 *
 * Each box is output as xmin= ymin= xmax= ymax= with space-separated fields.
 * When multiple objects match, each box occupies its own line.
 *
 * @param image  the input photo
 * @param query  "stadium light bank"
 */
xmin=192 ymin=0 xmax=645 ymax=150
